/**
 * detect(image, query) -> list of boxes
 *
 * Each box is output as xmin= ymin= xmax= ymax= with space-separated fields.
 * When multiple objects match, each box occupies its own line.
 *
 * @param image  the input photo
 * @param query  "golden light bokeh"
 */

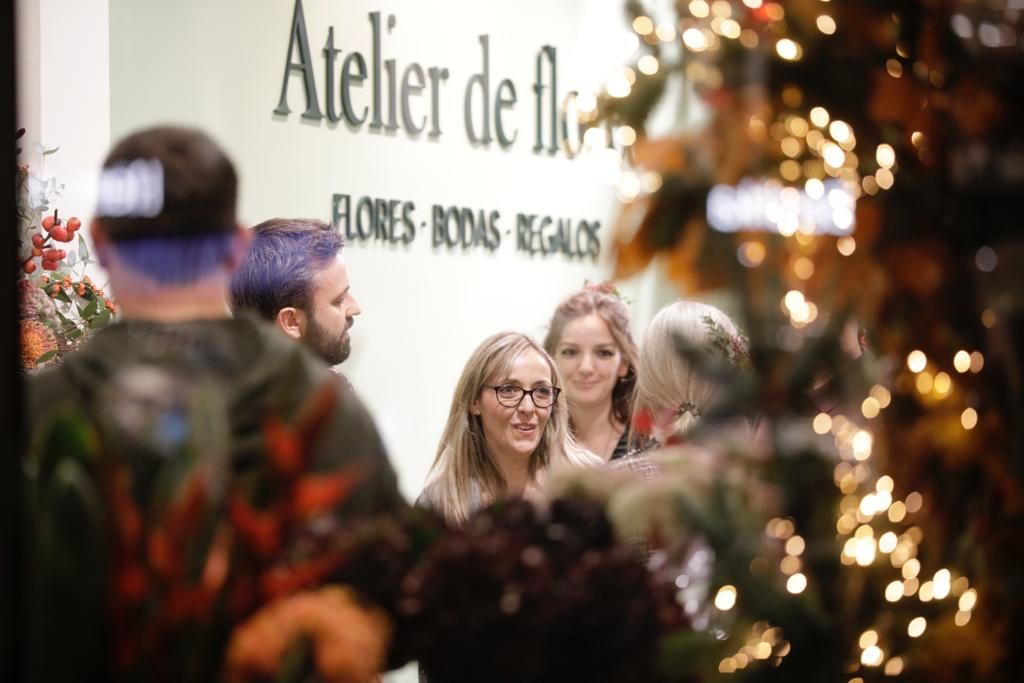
xmin=859 ymin=629 xmax=878 ymax=649
xmin=902 ymin=558 xmax=921 ymax=580
xmin=953 ymin=350 xmax=971 ymax=373
xmin=715 ymin=585 xmax=738 ymax=610
xmin=738 ymin=241 xmax=766 ymax=267
xmin=959 ymin=588 xmax=978 ymax=612
xmin=632 ymin=16 xmax=654 ymax=34
xmin=780 ymin=555 xmax=802 ymax=575
xmin=970 ymin=351 xmax=985 ymax=373
xmin=861 ymin=645 xmax=884 ymax=666
xmin=655 ymin=22 xmax=676 ymax=42
xmin=852 ymin=430 xmax=873 ymax=460
xmin=876 ymin=143 xmax=896 ymax=169
xmin=862 ymin=397 xmax=881 ymax=418
xmin=614 ymin=125 xmax=637 ymax=147
xmin=888 ymin=501 xmax=907 ymax=523
xmin=885 ymin=657 xmax=905 ymax=676
xmin=682 ymin=27 xmax=708 ymax=51
xmin=776 ymin=38 xmax=802 ymax=60
xmin=907 ymin=350 xmax=927 ymax=373
xmin=637 ymin=55 xmax=659 ymax=75
xmin=794 ymin=257 xmax=815 ymax=280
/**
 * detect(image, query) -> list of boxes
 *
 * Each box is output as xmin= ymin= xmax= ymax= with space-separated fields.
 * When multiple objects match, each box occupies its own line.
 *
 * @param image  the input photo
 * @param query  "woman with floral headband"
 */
xmin=419 ymin=331 xmax=600 ymax=524
xmin=544 ymin=283 xmax=639 ymax=462
xmin=632 ymin=299 xmax=751 ymax=447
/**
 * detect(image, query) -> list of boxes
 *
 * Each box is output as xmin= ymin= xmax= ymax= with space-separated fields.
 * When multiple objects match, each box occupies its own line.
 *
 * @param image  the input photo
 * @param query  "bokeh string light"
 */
xmin=586 ymin=0 xmax=908 ymax=260
xmin=597 ymin=1 xmax=990 ymax=678
xmin=819 ymin=388 xmax=978 ymax=675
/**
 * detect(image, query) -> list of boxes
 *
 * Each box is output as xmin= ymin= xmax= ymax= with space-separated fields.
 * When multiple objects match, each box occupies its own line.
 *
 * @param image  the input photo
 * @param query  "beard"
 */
xmin=304 ymin=315 xmax=353 ymax=366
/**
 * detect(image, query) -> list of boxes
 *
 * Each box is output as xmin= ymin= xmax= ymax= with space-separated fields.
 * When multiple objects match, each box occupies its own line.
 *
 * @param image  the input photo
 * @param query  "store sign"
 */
xmin=273 ymin=0 xmax=610 ymax=259
xmin=328 ymin=194 xmax=601 ymax=258
xmin=275 ymin=0 xmax=587 ymax=155
xmin=706 ymin=178 xmax=856 ymax=236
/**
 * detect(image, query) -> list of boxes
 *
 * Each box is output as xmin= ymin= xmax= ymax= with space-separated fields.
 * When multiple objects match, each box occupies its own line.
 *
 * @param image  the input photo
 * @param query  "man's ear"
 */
xmin=90 ymin=219 xmax=111 ymax=269
xmin=226 ymin=225 xmax=253 ymax=271
xmin=275 ymin=307 xmax=306 ymax=340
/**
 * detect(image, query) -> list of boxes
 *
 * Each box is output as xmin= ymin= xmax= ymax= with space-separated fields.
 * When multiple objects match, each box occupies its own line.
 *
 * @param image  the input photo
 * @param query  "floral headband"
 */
xmin=701 ymin=314 xmax=752 ymax=370
xmin=583 ymin=280 xmax=632 ymax=306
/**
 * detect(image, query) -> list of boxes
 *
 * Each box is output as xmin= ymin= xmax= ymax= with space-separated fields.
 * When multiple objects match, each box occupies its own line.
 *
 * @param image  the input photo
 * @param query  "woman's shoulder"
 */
xmin=563 ymin=441 xmax=604 ymax=468
xmin=415 ymin=481 xmax=442 ymax=512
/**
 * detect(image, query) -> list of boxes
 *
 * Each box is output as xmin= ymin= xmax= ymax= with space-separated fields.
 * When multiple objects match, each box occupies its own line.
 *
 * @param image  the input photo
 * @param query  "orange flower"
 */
xmin=20 ymin=319 xmax=57 ymax=369
xmin=225 ymin=586 xmax=391 ymax=683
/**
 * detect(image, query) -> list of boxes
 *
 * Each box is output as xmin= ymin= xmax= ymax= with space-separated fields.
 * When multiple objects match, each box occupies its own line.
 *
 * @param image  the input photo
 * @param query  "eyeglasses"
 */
xmin=484 ymin=384 xmax=561 ymax=408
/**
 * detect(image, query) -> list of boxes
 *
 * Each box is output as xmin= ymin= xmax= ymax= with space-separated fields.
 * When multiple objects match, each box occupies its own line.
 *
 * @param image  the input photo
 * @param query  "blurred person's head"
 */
xmin=91 ymin=125 xmax=248 ymax=319
xmin=544 ymin=283 xmax=637 ymax=432
xmin=230 ymin=219 xmax=360 ymax=365
xmin=424 ymin=331 xmax=596 ymax=523
xmin=634 ymin=300 xmax=749 ymax=444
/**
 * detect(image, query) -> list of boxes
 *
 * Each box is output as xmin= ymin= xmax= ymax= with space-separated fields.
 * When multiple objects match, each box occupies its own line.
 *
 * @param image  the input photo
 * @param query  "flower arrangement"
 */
xmin=398 ymin=497 xmax=690 ymax=683
xmin=225 ymin=586 xmax=391 ymax=683
xmin=16 ymin=128 xmax=116 ymax=370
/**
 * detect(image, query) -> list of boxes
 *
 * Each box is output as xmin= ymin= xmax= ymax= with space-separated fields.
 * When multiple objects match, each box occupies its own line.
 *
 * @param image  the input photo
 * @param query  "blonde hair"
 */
xmin=543 ymin=285 xmax=638 ymax=428
xmin=423 ymin=331 xmax=597 ymax=523
xmin=634 ymin=300 xmax=747 ymax=441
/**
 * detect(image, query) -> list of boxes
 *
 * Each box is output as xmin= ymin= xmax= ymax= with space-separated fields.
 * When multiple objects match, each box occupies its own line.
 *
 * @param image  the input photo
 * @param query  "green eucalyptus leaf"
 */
xmin=89 ymin=310 xmax=111 ymax=329
xmin=79 ymin=299 xmax=99 ymax=318
xmin=35 ymin=350 xmax=58 ymax=364
xmin=67 ymin=327 xmax=83 ymax=339
xmin=77 ymin=234 xmax=90 ymax=261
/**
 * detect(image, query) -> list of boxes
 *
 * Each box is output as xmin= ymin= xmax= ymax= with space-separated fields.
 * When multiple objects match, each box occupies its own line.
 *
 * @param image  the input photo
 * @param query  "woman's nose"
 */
xmin=517 ymin=394 xmax=538 ymax=413
xmin=578 ymin=353 xmax=594 ymax=373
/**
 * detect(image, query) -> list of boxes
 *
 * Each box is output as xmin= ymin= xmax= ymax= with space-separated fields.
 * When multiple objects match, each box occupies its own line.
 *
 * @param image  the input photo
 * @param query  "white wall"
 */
xmin=17 ymin=0 xmax=110 ymax=288
xmin=106 ymin=0 xmax=673 ymax=502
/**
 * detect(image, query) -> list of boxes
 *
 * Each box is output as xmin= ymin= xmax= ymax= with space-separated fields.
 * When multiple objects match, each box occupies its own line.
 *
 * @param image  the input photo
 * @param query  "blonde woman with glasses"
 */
xmin=419 ymin=331 xmax=600 ymax=524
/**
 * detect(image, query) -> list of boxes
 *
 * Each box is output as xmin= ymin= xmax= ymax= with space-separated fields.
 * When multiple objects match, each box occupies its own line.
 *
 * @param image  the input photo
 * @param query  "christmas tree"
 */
xmin=572 ymin=0 xmax=1024 ymax=679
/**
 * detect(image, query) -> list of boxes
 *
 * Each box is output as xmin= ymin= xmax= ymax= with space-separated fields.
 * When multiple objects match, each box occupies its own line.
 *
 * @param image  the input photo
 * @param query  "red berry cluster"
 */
xmin=22 ymin=210 xmax=82 ymax=273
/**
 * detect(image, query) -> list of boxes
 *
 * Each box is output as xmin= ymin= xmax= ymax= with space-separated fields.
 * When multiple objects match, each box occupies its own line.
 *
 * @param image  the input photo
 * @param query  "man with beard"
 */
xmin=230 ymin=218 xmax=360 ymax=367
